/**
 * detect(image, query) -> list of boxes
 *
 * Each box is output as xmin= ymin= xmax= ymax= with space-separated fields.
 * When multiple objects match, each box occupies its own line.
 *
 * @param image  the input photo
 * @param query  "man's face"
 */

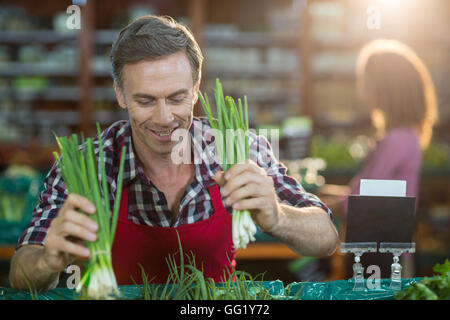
xmin=115 ymin=51 xmax=199 ymax=158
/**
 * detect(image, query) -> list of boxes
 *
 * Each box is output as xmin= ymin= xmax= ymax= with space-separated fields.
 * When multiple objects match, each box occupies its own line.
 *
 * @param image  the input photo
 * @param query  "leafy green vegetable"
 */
xmin=395 ymin=259 xmax=450 ymax=300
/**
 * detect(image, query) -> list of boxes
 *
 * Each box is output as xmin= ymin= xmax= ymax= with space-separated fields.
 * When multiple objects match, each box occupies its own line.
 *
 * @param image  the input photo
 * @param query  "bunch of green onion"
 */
xmin=136 ymin=234 xmax=274 ymax=300
xmin=53 ymin=124 xmax=126 ymax=299
xmin=198 ymin=79 xmax=257 ymax=249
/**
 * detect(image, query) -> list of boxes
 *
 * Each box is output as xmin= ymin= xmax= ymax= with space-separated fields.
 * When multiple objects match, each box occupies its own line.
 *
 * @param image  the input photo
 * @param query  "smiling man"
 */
xmin=9 ymin=15 xmax=338 ymax=291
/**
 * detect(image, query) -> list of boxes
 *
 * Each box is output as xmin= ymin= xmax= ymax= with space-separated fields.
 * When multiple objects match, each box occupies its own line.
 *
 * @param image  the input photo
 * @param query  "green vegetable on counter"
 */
xmin=134 ymin=232 xmax=274 ymax=300
xmin=395 ymin=259 xmax=450 ymax=300
xmin=53 ymin=123 xmax=126 ymax=299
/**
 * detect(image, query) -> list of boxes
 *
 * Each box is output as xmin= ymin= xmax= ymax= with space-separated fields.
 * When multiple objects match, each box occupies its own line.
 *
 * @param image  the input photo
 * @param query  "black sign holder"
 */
xmin=341 ymin=194 xmax=416 ymax=290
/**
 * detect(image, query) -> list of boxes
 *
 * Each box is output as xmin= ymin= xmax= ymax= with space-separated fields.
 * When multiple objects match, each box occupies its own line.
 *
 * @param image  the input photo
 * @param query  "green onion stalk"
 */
xmin=53 ymin=123 xmax=126 ymax=299
xmin=198 ymin=79 xmax=257 ymax=249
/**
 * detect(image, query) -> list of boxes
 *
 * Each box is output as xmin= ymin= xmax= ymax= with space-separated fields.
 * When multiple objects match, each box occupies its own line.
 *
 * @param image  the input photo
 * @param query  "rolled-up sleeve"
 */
xmin=16 ymin=162 xmax=67 ymax=250
xmin=249 ymin=133 xmax=333 ymax=220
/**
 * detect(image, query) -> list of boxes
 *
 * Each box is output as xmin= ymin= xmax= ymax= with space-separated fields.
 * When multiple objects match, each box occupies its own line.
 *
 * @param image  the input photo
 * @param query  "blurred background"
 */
xmin=0 ymin=0 xmax=449 ymax=286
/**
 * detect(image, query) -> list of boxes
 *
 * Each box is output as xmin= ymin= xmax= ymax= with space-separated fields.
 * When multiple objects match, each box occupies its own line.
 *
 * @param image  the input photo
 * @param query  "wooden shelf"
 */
xmin=0 ymin=29 xmax=297 ymax=47
xmin=235 ymin=242 xmax=299 ymax=260
xmin=0 ymin=30 xmax=120 ymax=46
xmin=0 ymin=62 xmax=111 ymax=77
xmin=204 ymin=32 xmax=297 ymax=48
xmin=0 ymin=62 xmax=77 ymax=77
xmin=0 ymin=245 xmax=15 ymax=261
xmin=1 ymin=29 xmax=448 ymax=50
xmin=0 ymin=63 xmax=303 ymax=81
xmin=0 ymin=110 xmax=127 ymax=126
xmin=0 ymin=30 xmax=79 ymax=45
xmin=0 ymin=1 xmax=304 ymax=135
xmin=204 ymin=67 xmax=300 ymax=79
xmin=0 ymin=86 xmax=115 ymax=101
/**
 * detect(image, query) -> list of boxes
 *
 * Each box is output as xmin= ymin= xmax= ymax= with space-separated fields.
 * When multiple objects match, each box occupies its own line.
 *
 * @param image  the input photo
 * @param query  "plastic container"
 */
xmin=0 ymin=175 xmax=43 ymax=245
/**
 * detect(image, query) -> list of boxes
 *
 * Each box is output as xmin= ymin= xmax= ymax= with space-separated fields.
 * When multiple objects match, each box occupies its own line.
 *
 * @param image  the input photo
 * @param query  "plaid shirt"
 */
xmin=17 ymin=117 xmax=332 ymax=249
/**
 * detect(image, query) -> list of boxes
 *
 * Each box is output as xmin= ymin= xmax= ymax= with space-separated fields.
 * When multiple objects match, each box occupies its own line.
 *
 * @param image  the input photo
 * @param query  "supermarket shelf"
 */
xmin=0 ymin=30 xmax=116 ymax=45
xmin=0 ymin=109 xmax=127 ymax=126
xmin=0 ymin=30 xmax=79 ymax=44
xmin=0 ymin=86 xmax=116 ymax=101
xmin=205 ymin=67 xmax=300 ymax=79
xmin=0 ymin=62 xmax=300 ymax=79
xmin=2 ymin=30 xmax=448 ymax=50
xmin=313 ymin=71 xmax=355 ymax=81
xmin=0 ymin=30 xmax=297 ymax=48
xmin=313 ymin=37 xmax=450 ymax=52
xmin=98 ymin=29 xmax=299 ymax=48
xmin=0 ymin=62 xmax=110 ymax=77
xmin=204 ymin=32 xmax=298 ymax=48
xmin=0 ymin=62 xmax=78 ymax=77
xmin=0 ymin=86 xmax=298 ymax=103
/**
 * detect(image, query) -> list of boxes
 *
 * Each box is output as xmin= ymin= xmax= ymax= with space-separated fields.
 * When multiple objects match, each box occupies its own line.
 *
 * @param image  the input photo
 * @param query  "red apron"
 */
xmin=111 ymin=181 xmax=236 ymax=285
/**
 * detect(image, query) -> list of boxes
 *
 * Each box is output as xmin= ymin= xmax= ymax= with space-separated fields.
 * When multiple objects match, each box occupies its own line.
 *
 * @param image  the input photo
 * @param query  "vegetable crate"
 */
xmin=0 ymin=175 xmax=43 ymax=245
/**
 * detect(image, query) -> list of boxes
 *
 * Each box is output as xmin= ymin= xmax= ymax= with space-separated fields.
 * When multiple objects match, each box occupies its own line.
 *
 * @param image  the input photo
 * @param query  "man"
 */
xmin=9 ymin=15 xmax=338 ymax=291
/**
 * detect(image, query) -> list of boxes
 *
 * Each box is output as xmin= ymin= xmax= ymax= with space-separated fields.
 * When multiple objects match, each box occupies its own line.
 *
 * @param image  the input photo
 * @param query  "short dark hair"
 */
xmin=110 ymin=15 xmax=203 ymax=88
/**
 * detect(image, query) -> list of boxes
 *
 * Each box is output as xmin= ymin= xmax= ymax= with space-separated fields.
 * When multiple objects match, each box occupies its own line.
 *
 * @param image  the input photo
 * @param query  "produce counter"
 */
xmin=0 ymin=278 xmax=421 ymax=300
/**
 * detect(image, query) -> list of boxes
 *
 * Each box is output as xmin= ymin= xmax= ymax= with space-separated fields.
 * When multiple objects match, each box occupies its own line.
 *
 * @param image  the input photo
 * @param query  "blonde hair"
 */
xmin=356 ymin=39 xmax=438 ymax=148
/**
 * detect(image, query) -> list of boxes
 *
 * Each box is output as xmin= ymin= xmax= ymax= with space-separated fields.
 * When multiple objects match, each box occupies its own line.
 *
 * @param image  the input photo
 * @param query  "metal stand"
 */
xmin=379 ymin=242 xmax=415 ymax=291
xmin=340 ymin=242 xmax=378 ymax=291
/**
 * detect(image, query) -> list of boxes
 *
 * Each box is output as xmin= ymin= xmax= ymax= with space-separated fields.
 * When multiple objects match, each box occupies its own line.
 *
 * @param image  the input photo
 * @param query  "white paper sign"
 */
xmin=360 ymin=179 xmax=406 ymax=197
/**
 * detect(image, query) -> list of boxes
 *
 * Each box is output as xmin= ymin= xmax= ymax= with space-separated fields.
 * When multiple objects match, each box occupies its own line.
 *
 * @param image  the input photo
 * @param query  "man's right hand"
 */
xmin=43 ymin=194 xmax=98 ymax=273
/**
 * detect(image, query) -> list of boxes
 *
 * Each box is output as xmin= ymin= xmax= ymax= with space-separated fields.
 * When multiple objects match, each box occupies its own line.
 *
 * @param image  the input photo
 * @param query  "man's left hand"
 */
xmin=213 ymin=160 xmax=281 ymax=232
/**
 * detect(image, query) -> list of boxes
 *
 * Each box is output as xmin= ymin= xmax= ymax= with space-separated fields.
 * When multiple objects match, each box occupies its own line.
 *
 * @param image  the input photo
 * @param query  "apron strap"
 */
xmin=117 ymin=138 xmax=129 ymax=222
xmin=206 ymin=180 xmax=226 ymax=213
xmin=118 ymin=184 xmax=129 ymax=222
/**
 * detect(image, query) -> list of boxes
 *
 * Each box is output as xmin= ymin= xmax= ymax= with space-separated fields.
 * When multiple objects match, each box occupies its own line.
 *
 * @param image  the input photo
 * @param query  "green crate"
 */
xmin=0 ymin=175 xmax=43 ymax=245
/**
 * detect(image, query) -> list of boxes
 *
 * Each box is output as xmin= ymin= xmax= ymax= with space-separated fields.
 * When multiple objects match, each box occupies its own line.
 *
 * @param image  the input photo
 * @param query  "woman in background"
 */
xmin=347 ymin=38 xmax=438 ymax=202
xmin=320 ymin=38 xmax=439 ymax=278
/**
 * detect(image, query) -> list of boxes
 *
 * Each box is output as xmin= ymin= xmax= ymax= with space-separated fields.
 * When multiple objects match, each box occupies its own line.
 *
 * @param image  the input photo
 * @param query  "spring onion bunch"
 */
xmin=198 ymin=79 xmax=257 ymax=249
xmin=53 ymin=123 xmax=126 ymax=299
